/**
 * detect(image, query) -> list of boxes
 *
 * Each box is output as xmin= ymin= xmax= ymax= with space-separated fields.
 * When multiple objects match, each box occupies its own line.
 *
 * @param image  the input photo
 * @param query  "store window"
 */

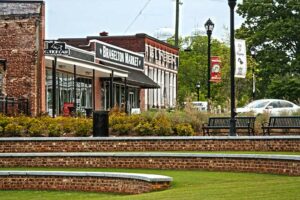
xmin=46 ymin=69 xmax=92 ymax=116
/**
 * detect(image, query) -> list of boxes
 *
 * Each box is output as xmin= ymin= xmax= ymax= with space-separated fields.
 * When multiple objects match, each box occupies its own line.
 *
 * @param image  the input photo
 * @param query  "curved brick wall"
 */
xmin=0 ymin=136 xmax=299 ymax=153
xmin=0 ymin=171 xmax=172 ymax=194
xmin=0 ymin=153 xmax=299 ymax=176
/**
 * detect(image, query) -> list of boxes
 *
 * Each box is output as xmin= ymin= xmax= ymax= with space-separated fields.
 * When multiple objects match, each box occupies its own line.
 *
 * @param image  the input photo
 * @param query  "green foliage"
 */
xmin=134 ymin=122 xmax=153 ymax=136
xmin=48 ymin=123 xmax=62 ymax=137
xmin=4 ymin=123 xmax=24 ymax=137
xmin=236 ymin=0 xmax=300 ymax=101
xmin=151 ymin=113 xmax=173 ymax=136
xmin=74 ymin=119 xmax=92 ymax=137
xmin=28 ymin=121 xmax=47 ymax=137
xmin=174 ymin=123 xmax=195 ymax=136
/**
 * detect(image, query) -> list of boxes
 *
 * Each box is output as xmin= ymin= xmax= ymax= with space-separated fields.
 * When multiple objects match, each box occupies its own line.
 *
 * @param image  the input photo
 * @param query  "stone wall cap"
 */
xmin=0 ymin=152 xmax=299 ymax=161
xmin=0 ymin=171 xmax=172 ymax=182
xmin=0 ymin=136 xmax=299 ymax=141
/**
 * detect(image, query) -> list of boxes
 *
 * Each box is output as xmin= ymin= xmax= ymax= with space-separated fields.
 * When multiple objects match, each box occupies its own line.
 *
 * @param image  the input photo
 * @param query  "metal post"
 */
xmin=174 ymin=0 xmax=180 ymax=47
xmin=197 ymin=87 xmax=200 ymax=101
xmin=110 ymin=70 xmax=114 ymax=109
xmin=124 ymin=77 xmax=128 ymax=114
xmin=52 ymin=57 xmax=57 ymax=118
xmin=74 ymin=65 xmax=77 ymax=114
xmin=92 ymin=69 xmax=95 ymax=111
xmin=252 ymin=66 xmax=255 ymax=100
xmin=207 ymin=31 xmax=211 ymax=111
xmin=228 ymin=0 xmax=237 ymax=136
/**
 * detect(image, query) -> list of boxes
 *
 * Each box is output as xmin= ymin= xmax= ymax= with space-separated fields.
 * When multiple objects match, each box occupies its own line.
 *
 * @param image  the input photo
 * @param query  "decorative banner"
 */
xmin=210 ymin=56 xmax=222 ymax=83
xmin=235 ymin=39 xmax=247 ymax=78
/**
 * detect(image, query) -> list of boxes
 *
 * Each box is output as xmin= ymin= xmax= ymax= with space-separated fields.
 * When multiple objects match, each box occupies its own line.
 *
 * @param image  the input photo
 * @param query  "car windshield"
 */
xmin=245 ymin=100 xmax=270 ymax=108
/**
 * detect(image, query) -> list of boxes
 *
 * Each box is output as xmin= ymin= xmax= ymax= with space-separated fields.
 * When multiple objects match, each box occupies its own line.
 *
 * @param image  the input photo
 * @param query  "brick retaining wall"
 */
xmin=0 ymin=171 xmax=172 ymax=194
xmin=0 ymin=153 xmax=299 ymax=176
xmin=0 ymin=136 xmax=299 ymax=153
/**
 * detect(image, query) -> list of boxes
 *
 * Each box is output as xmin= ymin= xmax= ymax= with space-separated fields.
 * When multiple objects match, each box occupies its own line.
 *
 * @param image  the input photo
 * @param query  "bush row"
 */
xmin=0 ymin=115 xmax=92 ymax=137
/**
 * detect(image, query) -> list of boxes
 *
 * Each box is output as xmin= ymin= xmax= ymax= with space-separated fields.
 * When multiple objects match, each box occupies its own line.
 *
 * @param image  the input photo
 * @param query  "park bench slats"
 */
xmin=203 ymin=117 xmax=256 ymax=136
xmin=262 ymin=116 xmax=300 ymax=135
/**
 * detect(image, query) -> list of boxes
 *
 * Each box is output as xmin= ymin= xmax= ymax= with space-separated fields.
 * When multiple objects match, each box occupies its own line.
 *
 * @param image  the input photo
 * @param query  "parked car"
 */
xmin=236 ymin=99 xmax=300 ymax=116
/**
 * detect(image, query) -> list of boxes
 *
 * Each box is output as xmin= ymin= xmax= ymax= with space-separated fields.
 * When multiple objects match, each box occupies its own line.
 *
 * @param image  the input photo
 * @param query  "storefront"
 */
xmin=45 ymin=44 xmax=129 ymax=117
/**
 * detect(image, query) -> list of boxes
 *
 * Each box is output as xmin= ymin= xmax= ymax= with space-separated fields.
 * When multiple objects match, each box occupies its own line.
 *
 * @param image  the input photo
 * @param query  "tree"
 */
xmin=236 ymin=0 xmax=300 ymax=102
xmin=177 ymin=35 xmax=252 ymax=107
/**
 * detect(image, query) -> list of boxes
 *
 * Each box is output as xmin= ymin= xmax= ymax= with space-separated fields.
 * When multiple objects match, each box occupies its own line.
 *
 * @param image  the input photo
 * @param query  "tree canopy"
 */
xmin=236 ymin=0 xmax=300 ymax=102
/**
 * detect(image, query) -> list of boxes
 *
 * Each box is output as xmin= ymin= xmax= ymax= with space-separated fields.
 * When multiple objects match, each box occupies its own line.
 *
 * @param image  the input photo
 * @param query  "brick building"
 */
xmin=61 ymin=34 xmax=179 ymax=110
xmin=0 ymin=0 xmax=45 ymax=115
xmin=0 ymin=1 xmax=178 ymax=116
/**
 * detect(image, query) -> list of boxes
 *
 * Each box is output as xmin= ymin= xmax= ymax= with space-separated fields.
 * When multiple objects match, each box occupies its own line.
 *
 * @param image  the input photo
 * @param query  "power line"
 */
xmin=124 ymin=0 xmax=152 ymax=34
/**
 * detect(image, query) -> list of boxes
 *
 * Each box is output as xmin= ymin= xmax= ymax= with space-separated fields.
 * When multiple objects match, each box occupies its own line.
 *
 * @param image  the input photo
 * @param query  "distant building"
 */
xmin=61 ymin=33 xmax=179 ymax=110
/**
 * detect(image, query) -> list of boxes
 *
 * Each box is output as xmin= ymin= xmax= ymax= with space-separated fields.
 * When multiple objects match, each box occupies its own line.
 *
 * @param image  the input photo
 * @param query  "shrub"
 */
xmin=28 ymin=121 xmax=47 ymax=137
xmin=174 ymin=123 xmax=195 ymax=136
xmin=48 ymin=123 xmax=62 ymax=137
xmin=4 ymin=123 xmax=24 ymax=137
xmin=74 ymin=119 xmax=92 ymax=137
xmin=151 ymin=113 xmax=173 ymax=136
xmin=111 ymin=123 xmax=134 ymax=135
xmin=134 ymin=122 xmax=153 ymax=136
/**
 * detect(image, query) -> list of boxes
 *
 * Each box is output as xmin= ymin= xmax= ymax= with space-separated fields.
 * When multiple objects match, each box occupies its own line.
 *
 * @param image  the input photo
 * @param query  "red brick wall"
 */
xmin=0 ymin=138 xmax=299 ymax=153
xmin=0 ymin=175 xmax=170 ymax=194
xmin=0 ymin=156 xmax=298 ymax=176
xmin=0 ymin=2 xmax=45 ymax=115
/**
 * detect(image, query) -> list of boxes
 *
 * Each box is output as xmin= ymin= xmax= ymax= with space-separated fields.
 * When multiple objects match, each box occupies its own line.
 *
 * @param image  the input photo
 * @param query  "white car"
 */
xmin=236 ymin=99 xmax=300 ymax=116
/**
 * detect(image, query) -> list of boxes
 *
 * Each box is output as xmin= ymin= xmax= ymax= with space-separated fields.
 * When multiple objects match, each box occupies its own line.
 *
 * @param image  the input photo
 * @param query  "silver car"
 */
xmin=236 ymin=99 xmax=300 ymax=116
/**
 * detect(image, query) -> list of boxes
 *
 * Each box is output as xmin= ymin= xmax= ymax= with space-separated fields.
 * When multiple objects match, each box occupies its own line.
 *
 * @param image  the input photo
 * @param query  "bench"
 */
xmin=262 ymin=116 xmax=300 ymax=135
xmin=202 ymin=117 xmax=256 ymax=136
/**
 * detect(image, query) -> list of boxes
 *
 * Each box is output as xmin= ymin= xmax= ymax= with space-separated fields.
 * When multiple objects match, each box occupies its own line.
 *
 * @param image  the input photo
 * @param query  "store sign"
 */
xmin=235 ymin=39 xmax=247 ymax=78
xmin=44 ymin=41 xmax=70 ymax=55
xmin=210 ymin=56 xmax=222 ymax=83
xmin=95 ymin=42 xmax=144 ymax=69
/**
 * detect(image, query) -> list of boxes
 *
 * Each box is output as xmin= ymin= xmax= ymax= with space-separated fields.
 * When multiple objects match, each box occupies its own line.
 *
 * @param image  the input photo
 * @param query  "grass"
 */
xmin=0 ymin=168 xmax=299 ymax=200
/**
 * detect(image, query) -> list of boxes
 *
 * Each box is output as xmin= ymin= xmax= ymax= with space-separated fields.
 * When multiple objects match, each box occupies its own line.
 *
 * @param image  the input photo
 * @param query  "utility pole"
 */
xmin=175 ymin=0 xmax=182 ymax=48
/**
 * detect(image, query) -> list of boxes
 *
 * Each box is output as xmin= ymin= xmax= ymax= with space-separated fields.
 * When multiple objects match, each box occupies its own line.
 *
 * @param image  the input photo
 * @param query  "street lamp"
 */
xmin=228 ymin=0 xmax=237 ymax=136
xmin=204 ymin=18 xmax=214 ymax=112
xmin=196 ymin=82 xmax=201 ymax=101
xmin=250 ymin=46 xmax=257 ymax=100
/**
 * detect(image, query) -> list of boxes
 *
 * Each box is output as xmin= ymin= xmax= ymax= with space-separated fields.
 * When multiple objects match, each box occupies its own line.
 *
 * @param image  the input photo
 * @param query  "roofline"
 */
xmin=87 ymin=33 xmax=179 ymax=51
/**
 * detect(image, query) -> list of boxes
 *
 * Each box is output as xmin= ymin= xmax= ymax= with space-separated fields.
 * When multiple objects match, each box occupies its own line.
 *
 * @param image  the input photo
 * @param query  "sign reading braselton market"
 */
xmin=95 ymin=42 xmax=144 ymax=70
xmin=44 ymin=41 xmax=70 ymax=55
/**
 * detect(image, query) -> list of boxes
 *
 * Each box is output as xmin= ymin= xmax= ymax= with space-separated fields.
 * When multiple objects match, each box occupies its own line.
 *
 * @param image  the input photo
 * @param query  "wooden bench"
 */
xmin=262 ymin=116 xmax=300 ymax=135
xmin=202 ymin=117 xmax=256 ymax=136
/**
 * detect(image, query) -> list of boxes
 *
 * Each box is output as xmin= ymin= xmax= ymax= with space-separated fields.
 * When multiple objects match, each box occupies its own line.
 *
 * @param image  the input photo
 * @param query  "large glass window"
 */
xmin=103 ymin=81 xmax=140 ymax=113
xmin=46 ymin=69 xmax=92 ymax=116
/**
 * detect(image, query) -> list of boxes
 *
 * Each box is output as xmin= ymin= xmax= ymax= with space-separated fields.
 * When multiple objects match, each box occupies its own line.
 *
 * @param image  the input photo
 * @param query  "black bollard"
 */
xmin=93 ymin=111 xmax=109 ymax=137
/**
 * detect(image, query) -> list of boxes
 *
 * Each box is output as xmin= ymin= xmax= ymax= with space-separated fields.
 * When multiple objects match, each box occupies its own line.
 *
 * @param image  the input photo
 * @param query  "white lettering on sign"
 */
xmin=102 ymin=45 xmax=125 ymax=63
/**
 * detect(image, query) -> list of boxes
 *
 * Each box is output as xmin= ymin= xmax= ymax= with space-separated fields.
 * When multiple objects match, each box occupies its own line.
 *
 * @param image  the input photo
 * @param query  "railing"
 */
xmin=0 ymin=96 xmax=30 ymax=116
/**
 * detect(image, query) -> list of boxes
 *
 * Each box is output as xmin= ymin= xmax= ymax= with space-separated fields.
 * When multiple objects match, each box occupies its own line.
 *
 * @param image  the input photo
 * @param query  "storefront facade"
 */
xmin=60 ymin=33 xmax=179 ymax=110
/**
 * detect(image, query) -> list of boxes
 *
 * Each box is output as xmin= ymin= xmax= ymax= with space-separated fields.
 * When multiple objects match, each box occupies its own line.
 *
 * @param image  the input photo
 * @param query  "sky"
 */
xmin=45 ymin=0 xmax=244 ymax=41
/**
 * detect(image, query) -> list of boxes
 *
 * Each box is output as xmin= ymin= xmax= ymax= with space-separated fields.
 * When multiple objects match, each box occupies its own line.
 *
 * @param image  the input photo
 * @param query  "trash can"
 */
xmin=93 ymin=110 xmax=109 ymax=137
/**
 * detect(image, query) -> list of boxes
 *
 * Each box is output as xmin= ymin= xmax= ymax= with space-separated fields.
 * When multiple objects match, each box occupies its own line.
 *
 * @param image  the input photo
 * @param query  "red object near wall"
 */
xmin=63 ymin=102 xmax=74 ymax=116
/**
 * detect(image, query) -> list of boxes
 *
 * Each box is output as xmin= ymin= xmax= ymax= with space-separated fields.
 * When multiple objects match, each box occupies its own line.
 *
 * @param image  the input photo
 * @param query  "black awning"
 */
xmin=126 ymin=68 xmax=159 ymax=89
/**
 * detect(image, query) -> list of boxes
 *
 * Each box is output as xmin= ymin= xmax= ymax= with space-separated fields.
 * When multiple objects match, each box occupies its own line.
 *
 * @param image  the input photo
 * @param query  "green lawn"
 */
xmin=0 ymin=168 xmax=299 ymax=200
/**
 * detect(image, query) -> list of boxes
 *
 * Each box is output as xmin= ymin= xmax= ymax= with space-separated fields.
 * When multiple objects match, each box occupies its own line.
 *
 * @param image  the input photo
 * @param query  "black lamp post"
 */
xmin=204 ymin=18 xmax=214 ymax=112
xmin=196 ymin=82 xmax=201 ymax=101
xmin=228 ymin=0 xmax=237 ymax=136
xmin=250 ymin=46 xmax=257 ymax=101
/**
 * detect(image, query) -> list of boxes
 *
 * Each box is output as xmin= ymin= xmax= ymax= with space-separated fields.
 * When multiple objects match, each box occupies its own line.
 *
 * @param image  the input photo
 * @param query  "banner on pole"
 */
xmin=235 ymin=39 xmax=247 ymax=78
xmin=210 ymin=56 xmax=222 ymax=83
